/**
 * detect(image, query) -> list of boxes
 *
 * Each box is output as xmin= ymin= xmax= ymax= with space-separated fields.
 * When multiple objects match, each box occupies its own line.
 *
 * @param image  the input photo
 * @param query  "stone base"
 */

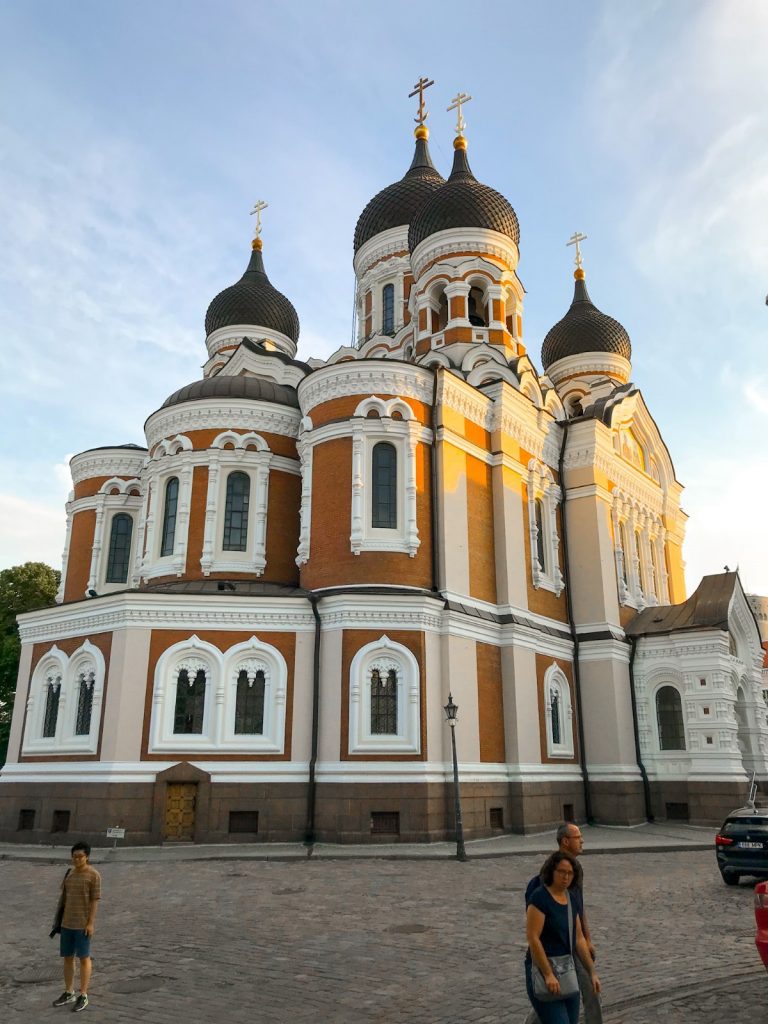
xmin=649 ymin=779 xmax=751 ymax=826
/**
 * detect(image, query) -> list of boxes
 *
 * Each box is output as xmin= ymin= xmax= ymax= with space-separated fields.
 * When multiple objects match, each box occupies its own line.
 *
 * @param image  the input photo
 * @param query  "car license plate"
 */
xmin=738 ymin=841 xmax=763 ymax=849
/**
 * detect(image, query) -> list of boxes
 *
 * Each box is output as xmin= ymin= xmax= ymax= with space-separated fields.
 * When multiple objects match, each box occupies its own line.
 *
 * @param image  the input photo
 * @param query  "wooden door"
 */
xmin=164 ymin=783 xmax=197 ymax=841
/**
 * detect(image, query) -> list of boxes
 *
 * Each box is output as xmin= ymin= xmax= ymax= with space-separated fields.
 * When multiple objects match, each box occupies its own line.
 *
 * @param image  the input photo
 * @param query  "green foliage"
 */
xmin=0 ymin=562 xmax=60 ymax=763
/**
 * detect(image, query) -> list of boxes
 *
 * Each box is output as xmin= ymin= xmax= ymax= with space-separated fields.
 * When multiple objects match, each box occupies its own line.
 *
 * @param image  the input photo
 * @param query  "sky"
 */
xmin=0 ymin=0 xmax=767 ymax=595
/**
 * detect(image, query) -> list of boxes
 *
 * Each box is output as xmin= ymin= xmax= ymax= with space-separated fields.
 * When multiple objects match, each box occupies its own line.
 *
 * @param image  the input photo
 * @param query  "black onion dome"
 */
xmin=205 ymin=247 xmax=300 ymax=343
xmin=161 ymin=375 xmax=299 ymax=409
xmin=408 ymin=143 xmax=520 ymax=252
xmin=541 ymin=276 xmax=632 ymax=370
xmin=353 ymin=135 xmax=445 ymax=253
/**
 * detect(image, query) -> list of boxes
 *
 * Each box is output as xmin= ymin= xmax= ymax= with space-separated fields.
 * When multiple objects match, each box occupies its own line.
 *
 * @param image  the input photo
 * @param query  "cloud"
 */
xmin=0 ymin=494 xmax=65 ymax=571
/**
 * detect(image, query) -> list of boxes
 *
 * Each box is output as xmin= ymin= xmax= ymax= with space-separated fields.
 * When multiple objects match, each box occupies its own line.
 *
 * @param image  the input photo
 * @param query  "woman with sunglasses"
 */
xmin=525 ymin=850 xmax=600 ymax=1024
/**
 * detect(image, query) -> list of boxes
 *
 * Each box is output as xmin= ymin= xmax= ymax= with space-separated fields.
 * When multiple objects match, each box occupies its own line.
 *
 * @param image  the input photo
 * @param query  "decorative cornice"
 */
xmin=411 ymin=227 xmax=519 ymax=281
xmin=547 ymin=352 xmax=631 ymax=385
xmin=145 ymin=400 xmax=301 ymax=448
xmin=205 ymin=323 xmax=297 ymax=360
xmin=297 ymin=363 xmax=434 ymax=414
xmin=438 ymin=374 xmax=493 ymax=430
xmin=70 ymin=449 xmax=147 ymax=485
xmin=353 ymin=225 xmax=410 ymax=278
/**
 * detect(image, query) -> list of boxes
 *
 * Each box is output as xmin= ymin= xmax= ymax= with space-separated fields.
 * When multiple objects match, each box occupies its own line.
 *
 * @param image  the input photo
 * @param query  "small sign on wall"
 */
xmin=106 ymin=826 xmax=126 ymax=847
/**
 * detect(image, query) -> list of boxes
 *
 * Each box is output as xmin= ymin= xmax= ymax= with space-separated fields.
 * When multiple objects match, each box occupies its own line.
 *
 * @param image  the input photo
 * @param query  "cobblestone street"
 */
xmin=2 ymin=850 xmax=765 ymax=1023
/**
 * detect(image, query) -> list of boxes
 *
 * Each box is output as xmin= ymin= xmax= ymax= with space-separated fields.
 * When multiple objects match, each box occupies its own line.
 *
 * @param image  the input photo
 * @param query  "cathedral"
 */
xmin=2 ymin=89 xmax=767 ymax=845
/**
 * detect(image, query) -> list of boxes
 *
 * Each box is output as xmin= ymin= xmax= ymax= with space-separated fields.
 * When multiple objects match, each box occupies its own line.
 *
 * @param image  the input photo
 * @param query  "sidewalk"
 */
xmin=0 ymin=820 xmax=714 ymax=863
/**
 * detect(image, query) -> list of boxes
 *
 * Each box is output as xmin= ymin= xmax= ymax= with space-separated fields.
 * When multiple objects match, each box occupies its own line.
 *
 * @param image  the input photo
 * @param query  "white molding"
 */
xmin=527 ymin=459 xmax=564 ymax=596
xmin=410 ymin=227 xmax=520 ymax=281
xmin=348 ymin=636 xmax=421 ymax=754
xmin=70 ymin=449 xmax=147 ymax=486
xmin=205 ymin=323 xmax=297 ymax=360
xmin=547 ymin=352 xmax=631 ymax=385
xmin=353 ymin=225 xmax=409 ymax=279
xmin=21 ymin=640 xmax=105 ymax=755
xmin=0 ymin=760 xmax=311 ymax=785
xmin=204 ymin=345 xmax=307 ymax=387
xmin=145 ymin=400 xmax=300 ymax=449
xmin=543 ymin=661 xmax=574 ymax=758
xmin=297 ymin=362 xmax=434 ymax=414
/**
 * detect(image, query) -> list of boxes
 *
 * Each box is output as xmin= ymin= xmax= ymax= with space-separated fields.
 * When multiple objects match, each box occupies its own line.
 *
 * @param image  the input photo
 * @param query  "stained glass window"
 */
xmin=370 ymin=668 xmax=398 ymax=735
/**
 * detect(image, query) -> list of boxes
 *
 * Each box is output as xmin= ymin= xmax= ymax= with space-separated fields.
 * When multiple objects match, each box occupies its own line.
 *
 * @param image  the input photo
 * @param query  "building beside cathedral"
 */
xmin=1 ymin=97 xmax=767 ymax=845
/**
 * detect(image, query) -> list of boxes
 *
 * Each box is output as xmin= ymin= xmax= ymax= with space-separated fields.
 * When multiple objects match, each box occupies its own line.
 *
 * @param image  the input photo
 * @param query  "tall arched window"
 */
xmin=223 ymin=471 xmax=250 ymax=551
xmin=173 ymin=668 xmax=206 ymax=734
xmin=382 ymin=283 xmax=395 ymax=335
xmin=234 ymin=668 xmax=265 ymax=735
xmin=105 ymin=513 xmax=133 ymax=583
xmin=656 ymin=686 xmax=686 ymax=750
xmin=468 ymin=286 xmax=487 ymax=326
xmin=370 ymin=668 xmax=398 ymax=735
xmin=42 ymin=676 xmax=61 ymax=738
xmin=75 ymin=671 xmax=95 ymax=736
xmin=534 ymin=498 xmax=546 ymax=571
xmin=160 ymin=477 xmax=179 ymax=557
xmin=550 ymin=689 xmax=561 ymax=745
xmin=371 ymin=442 xmax=397 ymax=529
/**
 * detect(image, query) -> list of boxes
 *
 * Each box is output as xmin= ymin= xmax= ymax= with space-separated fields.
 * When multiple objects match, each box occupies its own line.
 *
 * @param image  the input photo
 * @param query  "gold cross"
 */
xmin=408 ymin=76 xmax=435 ymax=125
xmin=566 ymin=231 xmax=588 ymax=269
xmin=447 ymin=91 xmax=472 ymax=135
xmin=250 ymin=199 xmax=268 ymax=240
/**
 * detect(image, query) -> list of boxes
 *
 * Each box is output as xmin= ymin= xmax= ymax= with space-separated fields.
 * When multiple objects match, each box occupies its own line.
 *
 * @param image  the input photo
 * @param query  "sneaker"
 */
xmin=52 ymin=992 xmax=76 ymax=1007
xmin=72 ymin=994 xmax=89 ymax=1012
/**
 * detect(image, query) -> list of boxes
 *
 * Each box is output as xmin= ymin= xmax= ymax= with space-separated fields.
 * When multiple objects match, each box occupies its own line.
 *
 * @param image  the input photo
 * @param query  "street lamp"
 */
xmin=444 ymin=693 xmax=467 ymax=862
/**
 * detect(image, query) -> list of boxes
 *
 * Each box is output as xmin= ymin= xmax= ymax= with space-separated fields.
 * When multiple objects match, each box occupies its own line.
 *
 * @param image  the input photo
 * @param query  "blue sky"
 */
xmin=1 ymin=0 xmax=767 ymax=594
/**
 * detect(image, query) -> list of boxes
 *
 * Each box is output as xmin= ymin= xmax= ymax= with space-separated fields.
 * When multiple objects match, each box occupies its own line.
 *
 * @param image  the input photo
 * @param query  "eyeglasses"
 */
xmin=554 ymin=869 xmax=574 ymax=877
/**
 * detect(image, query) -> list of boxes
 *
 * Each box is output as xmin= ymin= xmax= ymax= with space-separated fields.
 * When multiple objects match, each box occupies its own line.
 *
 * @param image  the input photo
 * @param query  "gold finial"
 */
xmin=250 ymin=199 xmax=268 ymax=249
xmin=409 ymin=76 xmax=435 ymax=128
xmin=566 ymin=231 xmax=588 ymax=277
xmin=415 ymin=123 xmax=429 ymax=140
xmin=447 ymin=91 xmax=472 ymax=139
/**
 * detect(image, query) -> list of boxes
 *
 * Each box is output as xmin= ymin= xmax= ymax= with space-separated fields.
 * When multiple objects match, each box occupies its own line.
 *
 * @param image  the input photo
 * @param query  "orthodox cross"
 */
xmin=250 ymin=199 xmax=268 ymax=240
xmin=447 ymin=91 xmax=472 ymax=135
xmin=566 ymin=231 xmax=588 ymax=269
xmin=408 ymin=76 xmax=435 ymax=125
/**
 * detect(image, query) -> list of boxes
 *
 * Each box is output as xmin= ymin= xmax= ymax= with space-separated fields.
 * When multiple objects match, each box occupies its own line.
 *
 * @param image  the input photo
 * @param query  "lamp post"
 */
xmin=444 ymin=693 xmax=467 ymax=862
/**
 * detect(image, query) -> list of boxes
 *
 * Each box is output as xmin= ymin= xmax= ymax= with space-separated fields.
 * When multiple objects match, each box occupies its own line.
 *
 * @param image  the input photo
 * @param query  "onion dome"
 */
xmin=161 ymin=374 xmax=299 ymax=409
xmin=205 ymin=241 xmax=300 ymax=344
xmin=354 ymin=125 xmax=445 ymax=253
xmin=408 ymin=136 xmax=520 ymax=252
xmin=541 ymin=270 xmax=632 ymax=370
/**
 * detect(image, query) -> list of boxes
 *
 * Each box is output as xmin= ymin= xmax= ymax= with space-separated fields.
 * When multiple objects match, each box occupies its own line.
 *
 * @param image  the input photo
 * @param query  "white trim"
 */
xmin=70 ymin=449 xmax=147 ymax=486
xmin=204 ymin=322 xmax=297 ymax=360
xmin=527 ymin=460 xmax=564 ymax=596
xmin=543 ymin=662 xmax=575 ymax=758
xmin=21 ymin=640 xmax=105 ymax=755
xmin=145 ymin=400 xmax=300 ymax=450
xmin=410 ymin=227 xmax=520 ymax=281
xmin=348 ymin=636 xmax=421 ymax=754
xmin=297 ymin=362 xmax=434 ymax=414
xmin=546 ymin=352 xmax=631 ymax=386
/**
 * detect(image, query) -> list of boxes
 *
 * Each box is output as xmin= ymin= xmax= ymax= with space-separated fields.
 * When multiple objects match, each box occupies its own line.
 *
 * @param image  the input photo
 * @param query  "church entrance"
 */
xmin=164 ymin=782 xmax=197 ymax=841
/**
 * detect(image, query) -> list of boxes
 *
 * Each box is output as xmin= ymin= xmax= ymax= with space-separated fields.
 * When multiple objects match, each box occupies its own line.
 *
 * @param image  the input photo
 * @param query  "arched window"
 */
xmin=223 ymin=471 xmax=250 ymax=551
xmin=382 ymin=283 xmax=395 ymax=335
xmin=656 ymin=686 xmax=686 ymax=750
xmin=550 ymin=689 xmax=561 ymax=745
xmin=160 ymin=477 xmax=179 ymax=557
xmin=370 ymin=667 xmax=398 ymax=735
xmin=468 ymin=286 xmax=487 ymax=327
xmin=234 ymin=668 xmax=265 ymax=735
xmin=544 ymin=664 xmax=574 ymax=757
xmin=173 ymin=668 xmax=206 ymax=734
xmin=534 ymin=498 xmax=546 ymax=571
xmin=105 ymin=513 xmax=133 ymax=583
xmin=74 ymin=671 xmax=95 ymax=736
xmin=42 ymin=676 xmax=61 ymax=738
xmin=371 ymin=442 xmax=397 ymax=529
xmin=437 ymin=291 xmax=449 ymax=331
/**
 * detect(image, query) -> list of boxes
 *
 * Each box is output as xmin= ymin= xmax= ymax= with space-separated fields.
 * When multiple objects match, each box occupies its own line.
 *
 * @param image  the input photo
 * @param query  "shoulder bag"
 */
xmin=49 ymin=868 xmax=71 ymax=938
xmin=531 ymin=890 xmax=580 ymax=1002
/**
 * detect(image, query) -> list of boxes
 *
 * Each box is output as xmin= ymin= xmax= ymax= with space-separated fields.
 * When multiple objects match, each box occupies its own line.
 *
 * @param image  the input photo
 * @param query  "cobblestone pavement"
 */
xmin=2 ymin=851 xmax=765 ymax=1022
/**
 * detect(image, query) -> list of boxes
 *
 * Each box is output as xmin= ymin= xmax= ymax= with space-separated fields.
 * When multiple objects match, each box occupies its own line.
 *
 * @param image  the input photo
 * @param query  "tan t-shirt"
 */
xmin=62 ymin=865 xmax=101 ymax=930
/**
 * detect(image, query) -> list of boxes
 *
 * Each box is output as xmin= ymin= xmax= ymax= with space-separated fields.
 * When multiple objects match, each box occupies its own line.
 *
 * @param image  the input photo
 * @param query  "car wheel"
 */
xmin=721 ymin=870 xmax=741 ymax=886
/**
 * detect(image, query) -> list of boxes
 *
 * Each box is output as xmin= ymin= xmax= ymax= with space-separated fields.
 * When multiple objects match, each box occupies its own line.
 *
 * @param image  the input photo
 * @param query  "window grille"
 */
xmin=223 ymin=471 xmax=250 ymax=551
xmin=160 ymin=477 xmax=179 ymax=556
xmin=550 ymin=689 xmax=561 ymax=745
xmin=51 ymin=810 xmax=70 ymax=833
xmin=173 ymin=668 xmax=206 ymax=734
xmin=656 ymin=686 xmax=686 ymax=750
xmin=75 ymin=672 xmax=95 ymax=736
xmin=370 ymin=811 xmax=400 ymax=835
xmin=234 ymin=669 xmax=265 ymax=735
xmin=105 ymin=513 xmax=133 ymax=583
xmin=382 ymin=283 xmax=395 ymax=335
xmin=371 ymin=442 xmax=397 ymax=529
xmin=229 ymin=811 xmax=259 ymax=833
xmin=370 ymin=668 xmax=398 ymax=735
xmin=42 ymin=678 xmax=61 ymax=738
xmin=17 ymin=809 xmax=35 ymax=830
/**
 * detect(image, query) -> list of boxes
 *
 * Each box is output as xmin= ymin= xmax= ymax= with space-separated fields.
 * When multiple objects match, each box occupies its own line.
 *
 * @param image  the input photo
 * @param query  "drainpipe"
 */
xmin=430 ymin=367 xmax=443 ymax=594
xmin=304 ymin=593 xmax=322 ymax=848
xmin=558 ymin=419 xmax=593 ymax=823
xmin=627 ymin=634 xmax=654 ymax=821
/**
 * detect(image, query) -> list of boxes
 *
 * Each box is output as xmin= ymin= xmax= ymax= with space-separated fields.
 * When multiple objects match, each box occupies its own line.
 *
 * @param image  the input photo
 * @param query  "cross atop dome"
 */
xmin=250 ymin=199 xmax=268 ymax=250
xmin=567 ymin=230 xmax=588 ymax=279
xmin=447 ymin=91 xmax=472 ymax=145
xmin=409 ymin=76 xmax=435 ymax=131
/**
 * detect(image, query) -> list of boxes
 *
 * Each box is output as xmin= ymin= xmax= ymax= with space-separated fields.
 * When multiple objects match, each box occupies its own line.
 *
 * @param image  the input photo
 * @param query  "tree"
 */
xmin=0 ymin=562 xmax=60 ymax=764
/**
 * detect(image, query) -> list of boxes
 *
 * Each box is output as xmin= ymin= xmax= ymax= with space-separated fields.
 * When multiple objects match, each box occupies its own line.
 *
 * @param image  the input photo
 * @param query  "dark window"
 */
xmin=229 ymin=811 xmax=259 ymax=833
xmin=51 ymin=810 xmax=70 ymax=833
xmin=17 ymin=809 xmax=35 ymax=830
xmin=370 ymin=811 xmax=400 ymax=835
xmin=534 ymin=499 xmax=546 ymax=570
xmin=42 ymin=678 xmax=61 ymax=738
xmin=722 ymin=817 xmax=768 ymax=836
xmin=665 ymin=802 xmax=689 ymax=821
xmin=382 ymin=283 xmax=395 ymax=335
xmin=160 ymin=477 xmax=179 ymax=557
xmin=234 ymin=669 xmax=265 ymax=735
xmin=105 ymin=513 xmax=133 ymax=583
xmin=370 ymin=668 xmax=398 ymax=735
xmin=656 ymin=686 xmax=686 ymax=750
xmin=75 ymin=672 xmax=95 ymax=735
xmin=550 ymin=689 xmax=561 ymax=745
xmin=371 ymin=442 xmax=397 ymax=529
xmin=223 ymin=472 xmax=250 ymax=551
xmin=173 ymin=668 xmax=206 ymax=734
xmin=489 ymin=807 xmax=504 ymax=830
xmin=563 ymin=803 xmax=575 ymax=823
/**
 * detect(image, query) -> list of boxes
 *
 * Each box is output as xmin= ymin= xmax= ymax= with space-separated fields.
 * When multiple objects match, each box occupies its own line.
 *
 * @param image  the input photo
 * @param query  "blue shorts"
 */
xmin=60 ymin=927 xmax=91 ymax=959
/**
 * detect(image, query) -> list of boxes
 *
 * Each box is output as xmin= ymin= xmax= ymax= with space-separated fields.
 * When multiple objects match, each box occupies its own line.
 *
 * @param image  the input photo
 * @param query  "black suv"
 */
xmin=715 ymin=807 xmax=768 ymax=885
